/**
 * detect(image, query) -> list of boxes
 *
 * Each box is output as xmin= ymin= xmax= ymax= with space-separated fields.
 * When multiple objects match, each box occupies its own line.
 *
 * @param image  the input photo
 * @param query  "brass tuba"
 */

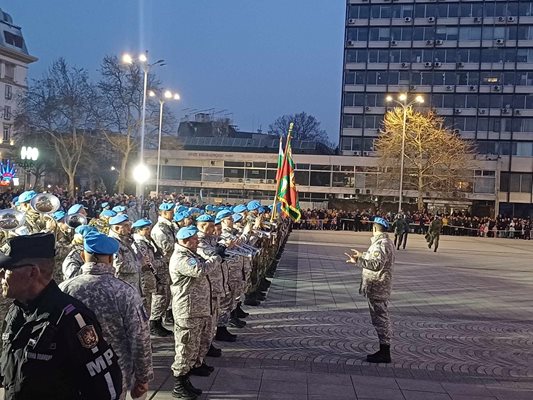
xmin=0 ymin=209 xmax=26 ymax=231
xmin=65 ymin=213 xmax=88 ymax=229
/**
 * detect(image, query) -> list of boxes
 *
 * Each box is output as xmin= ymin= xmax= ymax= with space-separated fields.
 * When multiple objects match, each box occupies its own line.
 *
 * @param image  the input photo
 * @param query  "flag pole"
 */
xmin=271 ymin=122 xmax=293 ymax=222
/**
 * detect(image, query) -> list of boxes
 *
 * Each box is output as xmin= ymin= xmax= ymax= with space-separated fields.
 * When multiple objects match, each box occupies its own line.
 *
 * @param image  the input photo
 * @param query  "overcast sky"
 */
xmin=3 ymin=1 xmax=345 ymax=143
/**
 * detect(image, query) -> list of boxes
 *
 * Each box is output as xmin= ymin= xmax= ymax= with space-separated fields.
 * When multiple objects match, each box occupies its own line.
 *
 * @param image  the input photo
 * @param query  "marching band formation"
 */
xmin=0 ymin=190 xmax=290 ymax=400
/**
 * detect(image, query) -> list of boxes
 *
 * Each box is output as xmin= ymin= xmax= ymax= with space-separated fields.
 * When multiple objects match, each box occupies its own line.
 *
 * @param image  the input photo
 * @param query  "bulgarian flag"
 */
xmin=277 ymin=123 xmax=301 ymax=222
xmin=275 ymin=135 xmax=284 ymax=182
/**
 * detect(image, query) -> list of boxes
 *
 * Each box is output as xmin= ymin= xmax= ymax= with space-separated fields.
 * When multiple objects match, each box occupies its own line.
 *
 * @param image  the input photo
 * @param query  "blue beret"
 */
xmin=101 ymin=202 xmax=109 ymax=209
xmin=109 ymin=214 xmax=129 ymax=225
xmin=205 ymin=205 xmax=215 ymax=212
xmin=232 ymin=213 xmax=243 ymax=223
xmin=216 ymin=210 xmax=232 ymax=221
xmin=174 ymin=211 xmax=191 ymax=222
xmin=159 ymin=203 xmax=174 ymax=211
xmin=188 ymin=207 xmax=201 ymax=215
xmin=258 ymin=207 xmax=266 ymax=214
xmin=12 ymin=196 xmax=18 ymax=204
xmin=196 ymin=214 xmax=214 ymax=223
xmin=101 ymin=210 xmax=117 ymax=218
xmin=53 ymin=210 xmax=66 ymax=221
xmin=247 ymin=200 xmax=261 ymax=211
xmin=75 ymin=225 xmax=98 ymax=237
xmin=84 ymin=232 xmax=119 ymax=255
xmin=19 ymin=190 xmax=37 ymax=203
xmin=112 ymin=205 xmax=126 ymax=213
xmin=373 ymin=217 xmax=389 ymax=229
xmin=132 ymin=218 xmax=152 ymax=229
xmin=176 ymin=226 xmax=198 ymax=240
xmin=67 ymin=204 xmax=85 ymax=215
xmin=175 ymin=205 xmax=187 ymax=213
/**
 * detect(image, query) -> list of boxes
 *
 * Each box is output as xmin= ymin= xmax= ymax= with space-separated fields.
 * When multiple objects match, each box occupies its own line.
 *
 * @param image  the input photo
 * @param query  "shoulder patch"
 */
xmin=77 ymin=325 xmax=99 ymax=349
xmin=187 ymin=258 xmax=197 ymax=267
xmin=63 ymin=304 xmax=76 ymax=315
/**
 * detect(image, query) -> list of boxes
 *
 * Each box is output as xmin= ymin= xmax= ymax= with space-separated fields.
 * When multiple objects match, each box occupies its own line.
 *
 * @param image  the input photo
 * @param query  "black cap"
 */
xmin=0 ymin=233 xmax=56 ymax=269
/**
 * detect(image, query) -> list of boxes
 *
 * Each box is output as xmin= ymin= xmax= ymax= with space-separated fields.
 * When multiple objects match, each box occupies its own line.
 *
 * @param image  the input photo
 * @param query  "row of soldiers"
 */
xmin=0 ymin=190 xmax=290 ymax=399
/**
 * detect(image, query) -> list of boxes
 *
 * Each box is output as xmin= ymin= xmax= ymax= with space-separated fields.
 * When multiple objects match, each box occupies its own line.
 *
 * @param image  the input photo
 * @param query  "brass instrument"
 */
xmin=0 ymin=209 xmax=26 ymax=231
xmin=30 ymin=193 xmax=61 ymax=214
xmin=65 ymin=213 xmax=88 ymax=229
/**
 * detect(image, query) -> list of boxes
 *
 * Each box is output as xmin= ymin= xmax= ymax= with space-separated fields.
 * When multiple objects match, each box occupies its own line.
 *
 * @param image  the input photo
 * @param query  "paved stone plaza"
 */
xmin=146 ymin=230 xmax=533 ymax=399
xmin=2 ymin=230 xmax=532 ymax=399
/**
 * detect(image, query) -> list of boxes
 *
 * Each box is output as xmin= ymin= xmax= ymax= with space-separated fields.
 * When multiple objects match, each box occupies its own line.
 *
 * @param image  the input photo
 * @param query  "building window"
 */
xmin=5 ymin=85 xmax=12 ymax=100
xmin=4 ymin=63 xmax=15 ymax=80
xmin=3 ymin=31 xmax=23 ymax=48
xmin=182 ymin=167 xmax=202 ymax=181
xmin=3 ymin=106 xmax=11 ymax=120
xmin=3 ymin=124 xmax=10 ymax=141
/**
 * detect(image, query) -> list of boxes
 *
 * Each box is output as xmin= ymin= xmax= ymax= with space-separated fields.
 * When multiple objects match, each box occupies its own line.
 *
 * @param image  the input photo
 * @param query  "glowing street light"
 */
xmin=132 ymin=164 xmax=150 ymax=184
xmin=149 ymin=88 xmax=181 ymax=194
xmin=385 ymin=93 xmax=425 ymax=213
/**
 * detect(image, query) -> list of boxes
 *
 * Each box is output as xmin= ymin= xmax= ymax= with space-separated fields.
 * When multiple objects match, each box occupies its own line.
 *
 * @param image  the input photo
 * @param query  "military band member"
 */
xmin=17 ymin=191 xmax=47 ymax=234
xmin=174 ymin=211 xmax=193 ymax=229
xmin=0 ymin=233 xmax=123 ymax=399
xmin=108 ymin=214 xmax=143 ymax=295
xmin=67 ymin=203 xmax=87 ymax=218
xmin=346 ymin=217 xmax=395 ymax=363
xmin=170 ymin=226 xmax=222 ymax=400
xmin=62 ymin=225 xmax=98 ymax=280
xmin=132 ymin=218 xmax=172 ymax=337
xmin=60 ymin=232 xmax=153 ymax=400
xmin=426 ymin=215 xmax=443 ymax=252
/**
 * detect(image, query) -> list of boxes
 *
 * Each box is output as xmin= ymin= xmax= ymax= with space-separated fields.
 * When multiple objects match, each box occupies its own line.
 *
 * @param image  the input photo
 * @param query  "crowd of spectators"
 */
xmin=293 ymin=209 xmax=533 ymax=239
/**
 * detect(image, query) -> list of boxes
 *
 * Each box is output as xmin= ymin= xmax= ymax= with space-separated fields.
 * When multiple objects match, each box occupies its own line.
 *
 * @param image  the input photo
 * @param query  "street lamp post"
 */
xmin=149 ymin=89 xmax=180 ymax=195
xmin=20 ymin=146 xmax=39 ymax=190
xmin=385 ymin=93 xmax=424 ymax=213
xmin=121 ymin=52 xmax=165 ymax=199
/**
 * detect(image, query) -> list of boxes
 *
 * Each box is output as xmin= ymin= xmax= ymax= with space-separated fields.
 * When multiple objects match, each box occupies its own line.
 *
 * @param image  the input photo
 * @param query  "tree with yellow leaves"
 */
xmin=374 ymin=108 xmax=475 ymax=211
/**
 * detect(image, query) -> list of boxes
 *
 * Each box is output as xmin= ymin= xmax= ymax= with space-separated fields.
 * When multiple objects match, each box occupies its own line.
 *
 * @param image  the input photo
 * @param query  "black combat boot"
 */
xmin=207 ymin=344 xmax=222 ymax=357
xmin=229 ymin=312 xmax=247 ymax=328
xmin=164 ymin=309 xmax=174 ymax=325
xmin=244 ymin=294 xmax=261 ymax=306
xmin=234 ymin=302 xmax=249 ymax=318
xmin=253 ymin=291 xmax=266 ymax=301
xmin=366 ymin=344 xmax=391 ymax=364
xmin=259 ymin=278 xmax=271 ymax=291
xmin=172 ymin=375 xmax=198 ymax=399
xmin=184 ymin=373 xmax=202 ymax=396
xmin=215 ymin=326 xmax=237 ymax=342
xmin=150 ymin=319 xmax=173 ymax=337
xmin=189 ymin=363 xmax=212 ymax=377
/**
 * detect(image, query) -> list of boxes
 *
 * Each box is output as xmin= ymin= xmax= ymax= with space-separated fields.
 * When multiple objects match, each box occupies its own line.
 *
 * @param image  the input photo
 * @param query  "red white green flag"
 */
xmin=277 ymin=124 xmax=301 ymax=222
xmin=275 ymin=135 xmax=283 ymax=182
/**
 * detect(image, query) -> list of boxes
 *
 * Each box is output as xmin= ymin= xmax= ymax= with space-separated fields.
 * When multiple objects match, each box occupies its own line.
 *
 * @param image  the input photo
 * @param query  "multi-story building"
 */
xmin=0 ymin=8 xmax=37 ymax=156
xmin=340 ymin=0 xmax=533 ymax=216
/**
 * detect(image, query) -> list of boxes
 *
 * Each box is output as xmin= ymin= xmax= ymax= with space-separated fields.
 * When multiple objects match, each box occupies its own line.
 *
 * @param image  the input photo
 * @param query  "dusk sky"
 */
xmin=4 ymin=1 xmax=346 ymax=144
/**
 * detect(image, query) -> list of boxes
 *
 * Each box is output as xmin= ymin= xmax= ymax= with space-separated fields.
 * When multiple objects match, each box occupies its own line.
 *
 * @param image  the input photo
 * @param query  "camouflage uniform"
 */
xmin=61 ymin=244 xmax=84 ymax=280
xmin=132 ymin=233 xmax=163 ymax=318
xmin=358 ymin=232 xmax=395 ymax=345
xmin=109 ymin=230 xmax=143 ymax=295
xmin=197 ymin=231 xmax=229 ymax=339
xmin=392 ymin=217 xmax=408 ymax=250
xmin=150 ymin=217 xmax=175 ymax=318
xmin=169 ymin=244 xmax=221 ymax=377
xmin=54 ymin=227 xmax=73 ymax=284
xmin=426 ymin=218 xmax=443 ymax=251
xmin=60 ymin=262 xmax=153 ymax=398
xmin=220 ymin=227 xmax=249 ymax=311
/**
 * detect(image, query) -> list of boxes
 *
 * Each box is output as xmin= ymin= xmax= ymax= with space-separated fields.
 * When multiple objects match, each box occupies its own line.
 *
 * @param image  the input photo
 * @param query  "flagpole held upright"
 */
xmin=271 ymin=122 xmax=293 ymax=222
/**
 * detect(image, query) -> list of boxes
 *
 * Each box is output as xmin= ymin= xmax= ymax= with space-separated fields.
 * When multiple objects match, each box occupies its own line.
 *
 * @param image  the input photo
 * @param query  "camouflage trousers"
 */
xmin=141 ymin=270 xmax=157 ymax=317
xmin=426 ymin=232 xmax=440 ymax=251
xmin=150 ymin=283 xmax=170 ymax=321
xmin=368 ymin=298 xmax=392 ymax=345
xmin=217 ymin=291 xmax=234 ymax=327
xmin=172 ymin=317 xmax=211 ymax=376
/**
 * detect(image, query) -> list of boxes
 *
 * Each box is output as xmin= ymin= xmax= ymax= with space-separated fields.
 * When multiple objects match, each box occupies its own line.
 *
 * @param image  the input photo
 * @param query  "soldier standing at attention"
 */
xmin=0 ymin=233 xmax=123 ymax=399
xmin=346 ymin=217 xmax=395 ymax=363
xmin=392 ymin=214 xmax=407 ymax=250
xmin=426 ymin=215 xmax=443 ymax=252
xmin=170 ymin=226 xmax=222 ymax=400
xmin=60 ymin=232 xmax=153 ymax=400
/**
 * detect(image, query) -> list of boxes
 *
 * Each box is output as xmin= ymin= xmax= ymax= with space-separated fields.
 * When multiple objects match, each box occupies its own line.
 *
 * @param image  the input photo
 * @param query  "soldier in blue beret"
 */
xmin=68 ymin=204 xmax=87 ymax=216
xmin=345 ymin=216 xmax=395 ymax=364
xmin=0 ymin=233 xmax=123 ymax=399
xmin=60 ymin=232 xmax=153 ymax=398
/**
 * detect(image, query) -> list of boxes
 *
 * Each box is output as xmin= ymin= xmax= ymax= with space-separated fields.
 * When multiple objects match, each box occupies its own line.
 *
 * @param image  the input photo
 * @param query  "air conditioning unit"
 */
xmin=496 ymin=39 xmax=505 ymax=45
xmin=355 ymin=189 xmax=361 ymax=194
xmin=498 ymin=16 xmax=505 ymax=22
xmin=238 ymin=178 xmax=243 ymax=183
xmin=224 ymin=178 xmax=230 ymax=182
xmin=426 ymin=40 xmax=433 ymax=45
xmin=365 ymin=189 xmax=372 ymax=194
xmin=446 ymin=85 xmax=453 ymax=91
xmin=363 ymin=151 xmax=370 ymax=156
xmin=347 ymin=40 xmax=356 ymax=46
xmin=365 ymin=106 xmax=371 ymax=111
xmin=508 ymin=16 xmax=516 ymax=22
xmin=478 ymin=109 xmax=486 ymax=114
xmin=390 ymin=40 xmax=398 ymax=46
xmin=401 ymin=62 xmax=409 ymax=68
xmin=505 ymin=104 xmax=511 ymax=108
xmin=354 ymin=151 xmax=361 ymax=156
xmin=428 ymin=17 xmax=436 ymax=22
xmin=493 ymin=85 xmax=502 ymax=91
xmin=424 ymin=61 xmax=433 ymax=67
xmin=457 ymin=62 xmax=465 ymax=68
xmin=473 ymin=17 xmax=482 ymax=23
xmin=454 ymin=109 xmax=462 ymax=114
xmin=435 ymin=40 xmax=444 ymax=45
xmin=501 ymin=108 xmax=510 ymax=114
xmin=453 ymin=129 xmax=460 ymax=134
xmin=469 ymin=85 xmax=477 ymax=91
xmin=404 ymin=17 xmax=412 ymax=22
xmin=409 ymin=85 xmax=417 ymax=90
xmin=259 ymin=179 xmax=265 ymax=184
xmin=348 ymin=18 xmax=356 ymax=24
xmin=434 ymin=61 xmax=442 ymax=67
xmin=515 ymin=109 xmax=521 ymax=115
xmin=267 ymin=179 xmax=274 ymax=184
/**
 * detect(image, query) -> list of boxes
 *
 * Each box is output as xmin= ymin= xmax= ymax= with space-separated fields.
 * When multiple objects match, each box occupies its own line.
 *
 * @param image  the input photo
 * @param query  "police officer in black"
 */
xmin=0 ymin=233 xmax=123 ymax=399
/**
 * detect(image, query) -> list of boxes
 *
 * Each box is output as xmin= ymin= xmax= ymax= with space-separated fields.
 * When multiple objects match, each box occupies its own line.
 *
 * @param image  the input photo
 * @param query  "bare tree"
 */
xmin=375 ymin=108 xmax=475 ymax=211
xmin=269 ymin=112 xmax=331 ymax=146
xmin=18 ymin=58 xmax=100 ymax=196
xmin=98 ymin=55 xmax=173 ymax=193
